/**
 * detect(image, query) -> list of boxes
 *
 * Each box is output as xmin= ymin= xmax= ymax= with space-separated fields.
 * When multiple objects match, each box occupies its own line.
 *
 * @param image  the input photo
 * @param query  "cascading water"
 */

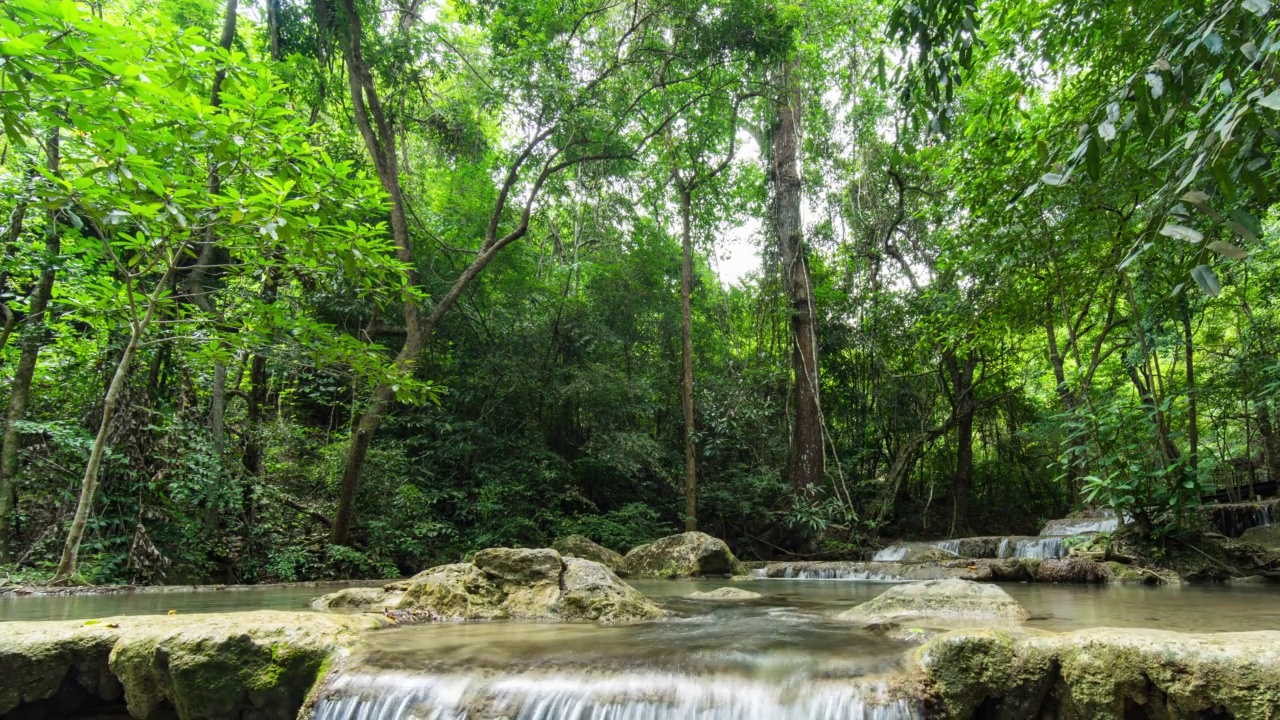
xmin=311 ymin=670 xmax=920 ymax=720
xmin=870 ymin=546 xmax=908 ymax=562
xmin=772 ymin=562 xmax=910 ymax=581
xmin=996 ymin=536 xmax=1066 ymax=559
xmin=1039 ymin=517 xmax=1118 ymax=536
xmin=1201 ymin=501 xmax=1276 ymax=538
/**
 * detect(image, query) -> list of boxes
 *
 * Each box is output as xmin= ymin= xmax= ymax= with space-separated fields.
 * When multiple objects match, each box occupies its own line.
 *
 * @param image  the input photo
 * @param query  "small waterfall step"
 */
xmin=1199 ymin=498 xmax=1277 ymax=538
xmin=311 ymin=670 xmax=920 ymax=720
xmin=871 ymin=535 xmax=1072 ymax=562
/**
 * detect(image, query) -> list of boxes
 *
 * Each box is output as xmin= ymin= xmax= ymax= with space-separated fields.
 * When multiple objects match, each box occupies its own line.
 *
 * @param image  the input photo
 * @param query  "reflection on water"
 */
xmin=0 ymin=581 xmax=383 ymax=622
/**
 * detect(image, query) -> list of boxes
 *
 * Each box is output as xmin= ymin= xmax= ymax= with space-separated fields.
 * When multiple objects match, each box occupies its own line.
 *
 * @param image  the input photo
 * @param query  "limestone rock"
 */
xmin=0 ymin=611 xmax=384 ymax=719
xmin=623 ymin=532 xmax=744 ymax=578
xmin=552 ymin=534 xmax=626 ymax=573
xmin=554 ymin=557 xmax=665 ymax=622
xmin=309 ymin=586 xmax=403 ymax=612
xmin=918 ymin=627 xmax=1280 ymax=720
xmin=314 ymin=548 xmax=663 ymax=624
xmin=395 ymin=562 xmax=507 ymax=620
xmin=686 ymin=586 xmax=762 ymax=601
xmin=836 ymin=579 xmax=1029 ymax=625
xmin=1239 ymin=524 xmax=1280 ymax=552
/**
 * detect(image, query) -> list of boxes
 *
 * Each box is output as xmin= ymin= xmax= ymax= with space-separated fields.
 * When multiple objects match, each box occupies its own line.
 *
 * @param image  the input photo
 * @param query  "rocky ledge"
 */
xmin=313 ymin=547 xmax=663 ymax=624
xmin=0 ymin=610 xmax=387 ymax=720
xmin=764 ymin=556 xmax=1181 ymax=584
xmin=918 ymin=626 xmax=1280 ymax=719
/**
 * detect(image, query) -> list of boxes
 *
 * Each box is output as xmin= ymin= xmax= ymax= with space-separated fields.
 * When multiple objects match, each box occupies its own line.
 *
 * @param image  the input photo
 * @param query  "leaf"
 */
xmin=1159 ymin=224 xmax=1203 ymax=243
xmin=1170 ymin=283 xmax=1186 ymax=298
xmin=1119 ymin=242 xmax=1154 ymax=270
xmin=1258 ymin=90 xmax=1280 ymax=110
xmin=1099 ymin=119 xmax=1117 ymax=141
xmin=1207 ymin=241 xmax=1249 ymax=259
xmin=1227 ymin=208 xmax=1261 ymax=240
xmin=1181 ymin=190 xmax=1210 ymax=207
xmin=1191 ymin=265 xmax=1221 ymax=297
xmin=1203 ymin=32 xmax=1224 ymax=55
xmin=1243 ymin=0 xmax=1271 ymax=16
xmin=1041 ymin=172 xmax=1066 ymax=186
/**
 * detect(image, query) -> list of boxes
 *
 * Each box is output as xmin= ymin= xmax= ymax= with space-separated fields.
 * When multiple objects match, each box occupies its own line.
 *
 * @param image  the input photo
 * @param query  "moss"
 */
xmin=919 ymin=628 xmax=1280 ymax=720
xmin=622 ymin=532 xmax=743 ymax=578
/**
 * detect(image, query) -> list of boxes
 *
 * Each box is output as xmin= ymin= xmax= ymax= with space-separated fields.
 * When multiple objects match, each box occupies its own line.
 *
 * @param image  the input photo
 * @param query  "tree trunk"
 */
xmin=945 ymin=348 xmax=977 ymax=535
xmin=678 ymin=186 xmax=697 ymax=531
xmin=772 ymin=60 xmax=823 ymax=493
xmin=53 ymin=259 xmax=184 ymax=582
xmin=1181 ymin=301 xmax=1198 ymax=474
xmin=327 ymin=0 xmax=426 ymax=546
xmin=0 ymin=131 xmax=59 ymax=563
xmin=1045 ymin=295 xmax=1080 ymax=497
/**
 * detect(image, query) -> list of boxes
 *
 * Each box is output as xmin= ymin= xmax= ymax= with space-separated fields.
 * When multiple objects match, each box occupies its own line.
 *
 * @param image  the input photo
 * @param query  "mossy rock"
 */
xmin=0 ymin=611 xmax=385 ymax=720
xmin=686 ymin=586 xmax=763 ymax=601
xmin=837 ymin=579 xmax=1029 ymax=626
xmin=622 ymin=532 xmax=745 ymax=578
xmin=315 ymin=548 xmax=663 ymax=624
xmin=551 ymin=535 xmax=626 ymax=574
xmin=1239 ymin=524 xmax=1280 ymax=552
xmin=309 ymin=586 xmax=403 ymax=612
xmin=918 ymin=627 xmax=1280 ymax=719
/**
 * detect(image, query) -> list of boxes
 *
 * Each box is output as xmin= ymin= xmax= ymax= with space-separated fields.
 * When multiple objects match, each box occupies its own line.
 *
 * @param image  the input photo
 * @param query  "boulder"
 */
xmin=686 ymin=586 xmax=762 ymax=601
xmin=315 ymin=548 xmax=663 ymax=624
xmin=309 ymin=586 xmax=403 ymax=612
xmin=918 ymin=627 xmax=1280 ymax=720
xmin=554 ymin=557 xmax=664 ymax=622
xmin=1239 ymin=524 xmax=1280 ymax=552
xmin=622 ymin=532 xmax=744 ymax=578
xmin=0 ymin=611 xmax=385 ymax=719
xmin=552 ymin=534 xmax=626 ymax=573
xmin=836 ymin=579 xmax=1029 ymax=625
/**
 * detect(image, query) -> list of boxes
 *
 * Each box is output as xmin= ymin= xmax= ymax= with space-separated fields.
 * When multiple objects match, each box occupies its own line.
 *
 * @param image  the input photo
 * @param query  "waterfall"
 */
xmin=871 ymin=546 xmax=908 ymax=562
xmin=771 ymin=562 xmax=909 ymax=581
xmin=311 ymin=671 xmax=920 ymax=720
xmin=995 ymin=536 xmax=1065 ymax=559
xmin=932 ymin=540 xmax=962 ymax=557
xmin=1039 ymin=517 xmax=1118 ymax=536
xmin=1201 ymin=502 xmax=1276 ymax=538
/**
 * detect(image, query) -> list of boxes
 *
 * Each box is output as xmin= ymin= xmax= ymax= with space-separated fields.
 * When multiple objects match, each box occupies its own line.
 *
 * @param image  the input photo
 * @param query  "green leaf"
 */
xmin=1243 ymin=0 xmax=1271 ymax=16
xmin=1190 ymin=265 xmax=1221 ymax=297
xmin=1208 ymin=241 xmax=1249 ymax=259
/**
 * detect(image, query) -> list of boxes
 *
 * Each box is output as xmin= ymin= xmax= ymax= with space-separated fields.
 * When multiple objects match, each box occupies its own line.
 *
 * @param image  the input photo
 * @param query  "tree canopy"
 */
xmin=1 ymin=0 xmax=1278 ymax=582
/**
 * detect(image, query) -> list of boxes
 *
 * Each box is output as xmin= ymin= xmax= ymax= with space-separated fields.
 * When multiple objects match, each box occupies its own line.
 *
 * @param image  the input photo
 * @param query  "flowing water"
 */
xmin=7 ymin=576 xmax=1280 ymax=720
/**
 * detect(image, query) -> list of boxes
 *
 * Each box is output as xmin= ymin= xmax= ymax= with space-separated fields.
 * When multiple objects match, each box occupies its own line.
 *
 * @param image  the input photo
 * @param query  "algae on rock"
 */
xmin=0 ymin=611 xmax=386 ymax=720
xmin=837 ymin=579 xmax=1030 ymax=626
xmin=622 ymin=532 xmax=744 ymax=578
xmin=551 ymin=535 xmax=626 ymax=574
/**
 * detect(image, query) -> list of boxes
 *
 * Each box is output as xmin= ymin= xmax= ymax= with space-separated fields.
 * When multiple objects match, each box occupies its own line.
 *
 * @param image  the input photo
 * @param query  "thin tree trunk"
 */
xmin=53 ymin=258 xmax=185 ymax=582
xmin=0 ymin=171 xmax=33 ymax=360
xmin=772 ymin=60 xmax=823 ymax=493
xmin=945 ymin=349 xmax=977 ymax=535
xmin=1045 ymin=295 xmax=1080 ymax=498
xmin=678 ymin=186 xmax=697 ymax=531
xmin=327 ymin=0 xmax=426 ymax=546
xmin=1258 ymin=403 xmax=1280 ymax=489
xmin=1181 ymin=300 xmax=1198 ymax=473
xmin=192 ymin=0 xmax=237 ymax=531
xmin=0 ymin=132 xmax=59 ymax=563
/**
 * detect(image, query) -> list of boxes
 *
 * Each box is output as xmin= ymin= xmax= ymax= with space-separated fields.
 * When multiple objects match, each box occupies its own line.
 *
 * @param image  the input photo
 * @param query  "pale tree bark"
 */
xmin=678 ymin=186 xmax=697 ymax=531
xmin=943 ymin=347 xmax=977 ymax=535
xmin=187 ymin=0 xmax=238 ymax=531
xmin=1180 ymin=300 xmax=1198 ymax=473
xmin=53 ymin=250 xmax=189 ymax=582
xmin=0 ymin=168 xmax=34 ymax=360
xmin=772 ymin=60 xmax=823 ymax=493
xmin=0 ymin=132 xmax=59 ymax=563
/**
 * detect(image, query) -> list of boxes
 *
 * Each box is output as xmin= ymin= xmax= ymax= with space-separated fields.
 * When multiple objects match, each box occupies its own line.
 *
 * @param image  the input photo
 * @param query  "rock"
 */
xmin=0 ymin=611 xmax=385 ymax=719
xmin=554 ymin=557 xmax=665 ymax=622
xmin=552 ymin=534 xmax=626 ymax=573
xmin=918 ymin=627 xmax=1280 ymax=720
xmin=394 ymin=562 xmax=506 ymax=620
xmin=622 ymin=532 xmax=744 ymax=578
xmin=472 ymin=547 xmax=563 ymax=586
xmin=872 ymin=542 xmax=958 ymax=563
xmin=1036 ymin=558 xmax=1179 ymax=585
xmin=836 ymin=579 xmax=1029 ymax=626
xmin=686 ymin=586 xmax=763 ymax=601
xmin=764 ymin=558 xmax=1039 ymax=583
xmin=1226 ymin=574 xmax=1270 ymax=585
xmin=1239 ymin=524 xmax=1280 ymax=552
xmin=314 ymin=548 xmax=663 ymax=624
xmin=309 ymin=586 xmax=403 ymax=612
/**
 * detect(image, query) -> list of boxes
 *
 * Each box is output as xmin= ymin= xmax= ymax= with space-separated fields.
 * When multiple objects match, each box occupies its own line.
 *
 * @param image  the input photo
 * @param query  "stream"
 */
xmin=5 ymin=578 xmax=1280 ymax=719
